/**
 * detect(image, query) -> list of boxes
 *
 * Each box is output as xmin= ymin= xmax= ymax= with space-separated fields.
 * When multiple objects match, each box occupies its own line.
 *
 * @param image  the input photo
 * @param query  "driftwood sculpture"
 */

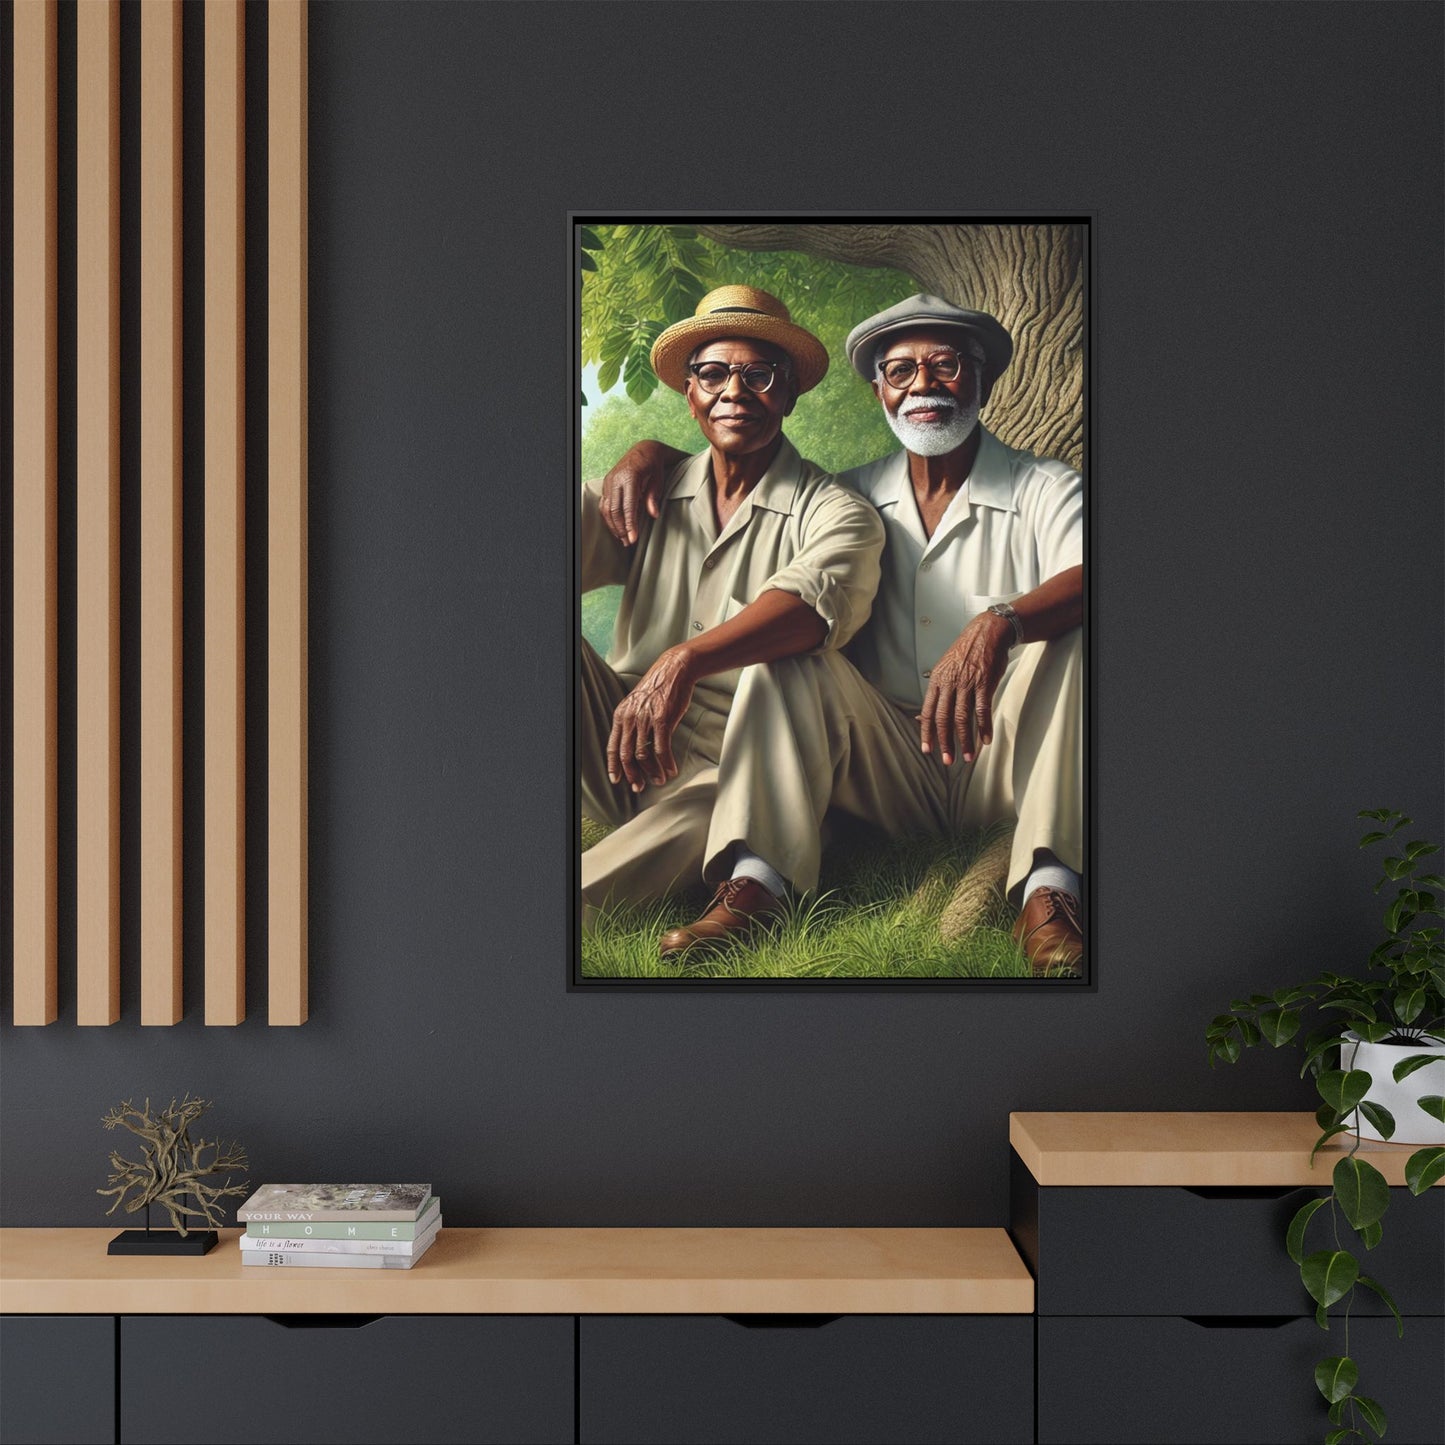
xmin=98 ymin=1096 xmax=249 ymax=1236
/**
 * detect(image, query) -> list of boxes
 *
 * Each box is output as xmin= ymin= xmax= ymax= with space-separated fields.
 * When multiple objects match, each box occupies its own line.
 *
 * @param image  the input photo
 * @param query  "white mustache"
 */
xmin=899 ymin=396 xmax=957 ymax=417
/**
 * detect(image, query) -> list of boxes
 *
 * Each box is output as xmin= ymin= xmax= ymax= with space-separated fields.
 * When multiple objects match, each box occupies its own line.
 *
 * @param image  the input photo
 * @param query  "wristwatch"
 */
xmin=986 ymin=601 xmax=1025 ymax=648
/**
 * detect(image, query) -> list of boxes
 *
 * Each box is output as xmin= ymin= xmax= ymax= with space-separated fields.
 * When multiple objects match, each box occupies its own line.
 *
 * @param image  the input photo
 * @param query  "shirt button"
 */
xmin=704 ymin=558 xmax=716 ymax=569
xmin=922 ymin=669 xmax=931 ymax=679
xmin=920 ymin=562 xmax=932 ymax=572
xmin=919 ymin=617 xmax=931 ymax=627
xmin=692 ymin=621 xmax=703 ymax=632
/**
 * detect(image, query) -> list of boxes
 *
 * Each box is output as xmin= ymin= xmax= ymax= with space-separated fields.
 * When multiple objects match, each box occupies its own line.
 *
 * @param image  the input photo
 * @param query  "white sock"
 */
xmin=732 ymin=850 xmax=788 ymax=901
xmin=1023 ymin=863 xmax=1081 ymax=906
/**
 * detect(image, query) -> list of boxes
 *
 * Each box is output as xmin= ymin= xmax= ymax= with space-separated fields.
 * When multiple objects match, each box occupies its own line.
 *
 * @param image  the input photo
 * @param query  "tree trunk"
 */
xmin=695 ymin=224 xmax=1083 ymax=469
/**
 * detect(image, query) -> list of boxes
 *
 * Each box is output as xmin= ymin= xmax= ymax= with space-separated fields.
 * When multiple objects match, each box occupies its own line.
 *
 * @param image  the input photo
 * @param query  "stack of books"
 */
xmin=236 ymin=1184 xmax=441 ymax=1269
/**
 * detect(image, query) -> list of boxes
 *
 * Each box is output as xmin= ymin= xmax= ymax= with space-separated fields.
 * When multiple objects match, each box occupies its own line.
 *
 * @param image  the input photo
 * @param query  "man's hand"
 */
xmin=606 ymin=646 xmax=696 ymax=793
xmin=919 ymin=612 xmax=1014 ymax=766
xmin=601 ymin=440 xmax=680 ymax=545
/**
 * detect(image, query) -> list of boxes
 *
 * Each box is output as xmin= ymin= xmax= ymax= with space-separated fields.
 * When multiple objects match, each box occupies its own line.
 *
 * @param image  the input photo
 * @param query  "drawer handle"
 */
xmin=1180 ymin=1187 xmax=1310 ymax=1201
xmin=263 ymin=1314 xmax=384 ymax=1329
xmin=1183 ymin=1316 xmax=1296 ymax=1329
xmin=724 ymin=1315 xmax=842 ymax=1330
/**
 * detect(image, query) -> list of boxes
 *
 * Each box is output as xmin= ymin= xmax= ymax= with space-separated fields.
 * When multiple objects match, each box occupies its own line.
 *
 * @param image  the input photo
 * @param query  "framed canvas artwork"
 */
xmin=572 ymin=219 xmax=1089 ymax=989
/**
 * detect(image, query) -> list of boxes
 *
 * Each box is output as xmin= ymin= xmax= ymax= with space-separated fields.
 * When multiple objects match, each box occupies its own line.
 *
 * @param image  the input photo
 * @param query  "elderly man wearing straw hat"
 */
xmin=601 ymin=294 xmax=1085 ymax=974
xmin=581 ymin=284 xmax=884 ymax=955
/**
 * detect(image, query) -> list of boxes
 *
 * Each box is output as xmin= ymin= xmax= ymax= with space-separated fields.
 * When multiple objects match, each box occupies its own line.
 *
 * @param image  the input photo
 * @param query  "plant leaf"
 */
xmin=1301 ymin=1249 xmax=1359 ymax=1307
xmin=1258 ymin=1006 xmax=1301 ymax=1046
xmin=1404 ymin=840 xmax=1440 ymax=861
xmin=578 ymin=227 xmax=603 ymax=251
xmin=1354 ymin=1394 xmax=1387 ymax=1438
xmin=1318 ymin=1069 xmax=1372 ymax=1115
xmin=1315 ymin=1355 xmax=1358 ymax=1404
xmin=1358 ymin=830 xmax=1388 ymax=846
xmin=1334 ymin=1157 xmax=1391 ymax=1230
xmin=1356 ymin=1276 xmax=1403 ymax=1337
xmin=1357 ymin=1219 xmax=1382 ymax=1250
xmin=1312 ymin=1124 xmax=1354 ymax=1164
xmin=1316 ymin=1103 xmax=1343 ymax=1130
xmin=1404 ymin=1146 xmax=1445 ymax=1193
xmin=1394 ymin=988 xmax=1426 ymax=1025
xmin=1358 ymin=1101 xmax=1395 ymax=1140
xmin=1286 ymin=1196 xmax=1329 ymax=1264
xmin=1417 ymin=1095 xmax=1445 ymax=1123
xmin=579 ymin=251 xmax=598 ymax=272
xmin=1315 ymin=1299 xmax=1329 ymax=1330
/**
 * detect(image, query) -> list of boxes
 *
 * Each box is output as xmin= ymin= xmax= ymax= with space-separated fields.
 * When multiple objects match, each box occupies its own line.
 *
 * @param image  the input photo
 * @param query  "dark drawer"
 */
xmin=120 ymin=1315 xmax=572 ymax=1444
xmin=0 ymin=1316 xmax=115 ymax=1445
xmin=1039 ymin=1314 xmax=1445 ymax=1444
xmin=1011 ymin=1151 xmax=1445 ymax=1315
xmin=579 ymin=1314 xmax=1032 ymax=1444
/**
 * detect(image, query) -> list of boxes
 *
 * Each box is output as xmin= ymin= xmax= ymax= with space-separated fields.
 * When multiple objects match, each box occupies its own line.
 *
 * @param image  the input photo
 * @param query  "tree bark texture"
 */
xmin=696 ymin=224 xmax=1083 ymax=470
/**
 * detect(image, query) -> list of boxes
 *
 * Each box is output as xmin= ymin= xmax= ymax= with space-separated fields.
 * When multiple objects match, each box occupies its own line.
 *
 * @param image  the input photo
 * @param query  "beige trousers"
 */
xmin=580 ymin=630 xmax=1083 ymax=910
xmin=703 ymin=630 xmax=1083 ymax=901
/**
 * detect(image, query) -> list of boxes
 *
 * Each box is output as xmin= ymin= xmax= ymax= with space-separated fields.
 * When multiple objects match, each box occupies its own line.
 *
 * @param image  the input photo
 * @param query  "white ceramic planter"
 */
xmin=1341 ymin=1031 xmax=1445 ymax=1145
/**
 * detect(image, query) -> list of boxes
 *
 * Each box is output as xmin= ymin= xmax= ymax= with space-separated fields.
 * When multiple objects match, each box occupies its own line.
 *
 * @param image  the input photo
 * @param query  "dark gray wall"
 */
xmin=4 ymin=1 xmax=1441 ymax=1228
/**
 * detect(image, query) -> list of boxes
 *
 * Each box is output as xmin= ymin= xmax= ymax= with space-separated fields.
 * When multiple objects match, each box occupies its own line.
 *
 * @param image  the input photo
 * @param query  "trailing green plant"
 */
xmin=1206 ymin=809 xmax=1445 ymax=1445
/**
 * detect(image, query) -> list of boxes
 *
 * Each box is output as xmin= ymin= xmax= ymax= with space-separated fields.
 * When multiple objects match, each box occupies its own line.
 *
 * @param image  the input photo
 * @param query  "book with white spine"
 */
xmin=239 ymin=1217 xmax=441 ymax=1256
xmin=241 ymin=1231 xmax=438 ymax=1269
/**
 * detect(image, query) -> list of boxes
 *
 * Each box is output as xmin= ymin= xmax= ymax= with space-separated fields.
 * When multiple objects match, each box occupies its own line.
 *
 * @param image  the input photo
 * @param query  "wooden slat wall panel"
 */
xmin=268 ymin=0 xmax=308 ymax=1024
xmin=139 ymin=0 xmax=183 ymax=1025
xmin=11 ymin=0 xmax=59 ymax=1026
xmin=204 ymin=0 xmax=245 ymax=1024
xmin=75 ymin=0 xmax=122 ymax=1026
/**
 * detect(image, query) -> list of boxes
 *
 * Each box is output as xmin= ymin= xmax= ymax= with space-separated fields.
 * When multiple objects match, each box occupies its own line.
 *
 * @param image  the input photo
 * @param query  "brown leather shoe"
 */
xmin=1012 ymin=886 xmax=1084 ymax=977
xmin=659 ymin=877 xmax=784 ymax=959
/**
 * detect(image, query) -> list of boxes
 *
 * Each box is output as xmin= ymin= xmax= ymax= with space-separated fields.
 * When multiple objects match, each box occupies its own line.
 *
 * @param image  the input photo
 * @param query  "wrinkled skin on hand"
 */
xmin=606 ymin=646 xmax=696 ymax=793
xmin=919 ymin=613 xmax=1013 ymax=766
xmin=601 ymin=445 xmax=670 ymax=545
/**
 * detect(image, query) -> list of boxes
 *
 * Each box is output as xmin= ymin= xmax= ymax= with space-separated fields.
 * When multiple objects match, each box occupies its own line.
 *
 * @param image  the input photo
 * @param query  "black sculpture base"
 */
xmin=108 ymin=1229 xmax=218 ymax=1256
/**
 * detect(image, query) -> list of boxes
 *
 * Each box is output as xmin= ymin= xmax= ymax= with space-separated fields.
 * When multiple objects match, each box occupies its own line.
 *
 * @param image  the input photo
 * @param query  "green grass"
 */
xmin=580 ymin=823 xmax=1039 ymax=980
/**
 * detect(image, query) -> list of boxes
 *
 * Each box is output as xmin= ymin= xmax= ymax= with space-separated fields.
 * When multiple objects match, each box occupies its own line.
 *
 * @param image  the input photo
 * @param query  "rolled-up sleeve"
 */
xmin=580 ymin=477 xmax=631 ymax=593
xmin=760 ymin=484 xmax=884 ymax=651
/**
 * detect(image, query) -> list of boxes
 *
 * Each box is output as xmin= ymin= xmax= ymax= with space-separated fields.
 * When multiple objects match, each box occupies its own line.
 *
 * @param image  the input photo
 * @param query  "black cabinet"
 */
xmin=1012 ymin=1149 xmax=1445 ymax=1445
xmin=1038 ymin=1315 xmax=1445 ymax=1445
xmin=580 ymin=1314 xmax=1032 ymax=1445
xmin=119 ymin=1315 xmax=573 ymax=1445
xmin=0 ymin=1316 xmax=116 ymax=1445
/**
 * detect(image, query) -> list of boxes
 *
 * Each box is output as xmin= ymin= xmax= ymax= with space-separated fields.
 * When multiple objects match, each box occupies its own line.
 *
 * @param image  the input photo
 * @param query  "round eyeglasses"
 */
xmin=687 ymin=360 xmax=788 ymax=395
xmin=877 ymin=349 xmax=970 ymax=390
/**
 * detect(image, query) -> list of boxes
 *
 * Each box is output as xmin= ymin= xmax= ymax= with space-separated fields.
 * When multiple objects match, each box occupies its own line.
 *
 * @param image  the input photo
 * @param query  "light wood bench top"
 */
xmin=1010 ymin=1112 xmax=1441 ymax=1187
xmin=0 ymin=1227 xmax=1034 ymax=1315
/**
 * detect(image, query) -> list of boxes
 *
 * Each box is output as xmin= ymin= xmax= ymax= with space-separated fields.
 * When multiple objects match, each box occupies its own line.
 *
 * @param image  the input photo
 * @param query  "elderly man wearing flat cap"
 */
xmin=580 ymin=284 xmax=884 ymax=955
xmin=603 ymin=294 xmax=1085 ymax=974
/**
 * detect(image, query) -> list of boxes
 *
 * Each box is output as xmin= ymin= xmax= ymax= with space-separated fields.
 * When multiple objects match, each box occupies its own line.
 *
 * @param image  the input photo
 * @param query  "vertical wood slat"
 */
xmin=268 ymin=0 xmax=308 ymax=1024
xmin=140 ymin=0 xmax=183 ymax=1025
xmin=75 ymin=0 xmax=121 ymax=1026
xmin=11 ymin=0 xmax=59 ymax=1025
xmin=204 ymin=0 xmax=245 ymax=1024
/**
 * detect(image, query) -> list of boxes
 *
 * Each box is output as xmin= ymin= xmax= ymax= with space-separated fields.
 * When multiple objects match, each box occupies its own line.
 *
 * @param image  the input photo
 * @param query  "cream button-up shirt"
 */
xmin=839 ymin=426 xmax=1084 ymax=710
xmin=582 ymin=436 xmax=884 ymax=710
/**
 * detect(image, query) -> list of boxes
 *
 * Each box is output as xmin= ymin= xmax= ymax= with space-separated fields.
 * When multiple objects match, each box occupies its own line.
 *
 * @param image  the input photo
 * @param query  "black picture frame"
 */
xmin=569 ymin=215 xmax=1093 ymax=992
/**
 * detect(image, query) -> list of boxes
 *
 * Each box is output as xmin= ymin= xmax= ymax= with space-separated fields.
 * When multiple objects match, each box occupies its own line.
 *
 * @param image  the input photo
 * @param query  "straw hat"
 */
xmin=650 ymin=285 xmax=830 ymax=395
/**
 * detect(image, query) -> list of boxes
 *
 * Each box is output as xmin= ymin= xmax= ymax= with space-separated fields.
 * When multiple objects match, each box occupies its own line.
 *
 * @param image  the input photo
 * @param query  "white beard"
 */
xmin=885 ymin=394 xmax=980 ymax=457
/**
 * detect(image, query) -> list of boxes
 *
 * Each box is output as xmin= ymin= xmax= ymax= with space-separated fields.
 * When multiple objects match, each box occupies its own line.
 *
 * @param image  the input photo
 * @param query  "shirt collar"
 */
xmin=665 ymin=435 xmax=805 ymax=516
xmin=867 ymin=426 xmax=1017 ymax=514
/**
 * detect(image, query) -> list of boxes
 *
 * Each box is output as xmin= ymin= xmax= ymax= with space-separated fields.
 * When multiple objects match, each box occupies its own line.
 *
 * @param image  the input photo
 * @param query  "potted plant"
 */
xmin=1206 ymin=808 xmax=1444 ymax=1445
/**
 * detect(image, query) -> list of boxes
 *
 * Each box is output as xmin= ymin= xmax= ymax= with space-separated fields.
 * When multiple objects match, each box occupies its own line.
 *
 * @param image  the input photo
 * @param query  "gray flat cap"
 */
xmin=845 ymin=293 xmax=1014 ymax=395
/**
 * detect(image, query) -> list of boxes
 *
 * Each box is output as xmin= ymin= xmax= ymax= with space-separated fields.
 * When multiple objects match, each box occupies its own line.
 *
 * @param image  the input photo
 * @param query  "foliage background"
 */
xmin=580 ymin=225 xmax=915 ymax=653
